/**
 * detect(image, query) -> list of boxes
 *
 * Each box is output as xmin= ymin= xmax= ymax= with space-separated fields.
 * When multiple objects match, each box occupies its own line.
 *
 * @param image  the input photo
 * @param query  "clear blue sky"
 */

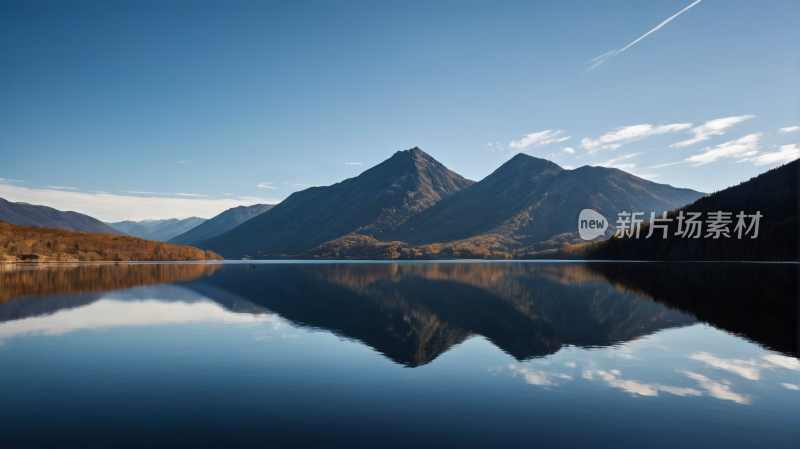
xmin=0 ymin=0 xmax=797 ymax=220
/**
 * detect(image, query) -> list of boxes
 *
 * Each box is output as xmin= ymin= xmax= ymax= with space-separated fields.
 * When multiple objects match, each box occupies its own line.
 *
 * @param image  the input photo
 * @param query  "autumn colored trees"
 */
xmin=0 ymin=221 xmax=224 ymax=262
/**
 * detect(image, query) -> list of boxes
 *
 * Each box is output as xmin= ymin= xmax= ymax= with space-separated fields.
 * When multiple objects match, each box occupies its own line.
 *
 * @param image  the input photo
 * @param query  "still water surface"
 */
xmin=0 ymin=262 xmax=797 ymax=448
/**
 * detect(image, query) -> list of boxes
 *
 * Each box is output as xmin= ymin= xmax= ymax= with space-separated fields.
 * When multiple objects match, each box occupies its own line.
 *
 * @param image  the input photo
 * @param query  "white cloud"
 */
xmin=781 ymin=383 xmax=799 ymax=390
xmin=684 ymin=133 xmax=761 ymax=166
xmin=46 ymin=186 xmax=81 ymax=190
xmin=737 ymin=144 xmax=799 ymax=167
xmin=581 ymin=123 xmax=691 ymax=153
xmin=561 ymin=147 xmax=575 ymax=154
xmin=683 ymin=371 xmax=751 ymax=404
xmin=778 ymin=126 xmax=799 ymax=133
xmin=345 ymin=163 xmax=362 ymax=165
xmin=689 ymin=352 xmax=762 ymax=380
xmin=584 ymin=368 xmax=702 ymax=397
xmin=762 ymin=354 xmax=800 ymax=371
xmin=178 ymin=160 xmax=191 ymax=163
xmin=0 ymin=178 xmax=25 ymax=183
xmin=509 ymin=130 xmax=571 ymax=150
xmin=585 ymin=0 xmax=702 ymax=72
xmin=257 ymin=182 xmax=278 ymax=189
xmin=671 ymin=115 xmax=755 ymax=147
xmin=596 ymin=152 xmax=643 ymax=170
xmin=238 ymin=196 xmax=272 ymax=202
xmin=509 ymin=365 xmax=573 ymax=387
xmin=0 ymin=183 xmax=271 ymax=222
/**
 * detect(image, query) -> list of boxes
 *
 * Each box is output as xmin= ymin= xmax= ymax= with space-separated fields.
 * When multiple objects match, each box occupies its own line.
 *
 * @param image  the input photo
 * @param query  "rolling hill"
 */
xmin=0 ymin=197 xmax=126 ymax=235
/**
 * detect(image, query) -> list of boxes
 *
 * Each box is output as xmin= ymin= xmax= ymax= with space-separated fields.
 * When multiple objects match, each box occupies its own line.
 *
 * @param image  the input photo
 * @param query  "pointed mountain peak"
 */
xmin=493 ymin=153 xmax=563 ymax=178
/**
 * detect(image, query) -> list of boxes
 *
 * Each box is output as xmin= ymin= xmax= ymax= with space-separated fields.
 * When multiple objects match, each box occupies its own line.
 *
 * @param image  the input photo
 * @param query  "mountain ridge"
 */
xmin=107 ymin=217 xmax=207 ymax=242
xmin=198 ymin=147 xmax=474 ymax=257
xmin=168 ymin=204 xmax=274 ymax=246
xmin=386 ymin=153 xmax=706 ymax=249
xmin=0 ymin=197 xmax=126 ymax=236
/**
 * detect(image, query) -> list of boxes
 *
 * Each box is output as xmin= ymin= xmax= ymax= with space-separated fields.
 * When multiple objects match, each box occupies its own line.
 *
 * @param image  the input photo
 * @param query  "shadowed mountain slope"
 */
xmin=387 ymin=153 xmax=705 ymax=249
xmin=199 ymin=147 xmax=474 ymax=257
xmin=107 ymin=217 xmax=207 ymax=242
xmin=589 ymin=159 xmax=799 ymax=261
xmin=168 ymin=204 xmax=274 ymax=246
xmin=0 ymin=197 xmax=125 ymax=235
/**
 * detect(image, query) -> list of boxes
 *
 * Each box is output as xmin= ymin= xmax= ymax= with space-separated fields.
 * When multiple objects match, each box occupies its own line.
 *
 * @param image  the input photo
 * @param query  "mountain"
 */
xmin=0 ymin=197 xmax=125 ymax=235
xmin=198 ymin=147 xmax=474 ymax=257
xmin=107 ymin=217 xmax=207 ymax=242
xmin=386 ymin=153 xmax=706 ymax=250
xmin=588 ymin=159 xmax=798 ymax=261
xmin=167 ymin=204 xmax=274 ymax=246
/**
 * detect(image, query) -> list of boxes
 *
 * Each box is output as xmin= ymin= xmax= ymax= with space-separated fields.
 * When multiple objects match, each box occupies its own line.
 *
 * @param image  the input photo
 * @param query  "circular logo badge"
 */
xmin=578 ymin=209 xmax=608 ymax=240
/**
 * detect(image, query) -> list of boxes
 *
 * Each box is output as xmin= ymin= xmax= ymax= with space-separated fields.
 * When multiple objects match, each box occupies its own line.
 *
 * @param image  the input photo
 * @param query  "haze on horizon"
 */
xmin=0 ymin=0 xmax=797 ymax=221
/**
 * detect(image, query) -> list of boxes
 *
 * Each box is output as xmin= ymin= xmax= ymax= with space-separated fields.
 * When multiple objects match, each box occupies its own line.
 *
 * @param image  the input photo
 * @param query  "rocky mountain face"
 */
xmin=107 ymin=217 xmax=207 ymax=242
xmin=386 ymin=153 xmax=706 ymax=250
xmin=168 ymin=204 xmax=274 ymax=246
xmin=0 ymin=197 xmax=125 ymax=235
xmin=198 ymin=147 xmax=474 ymax=257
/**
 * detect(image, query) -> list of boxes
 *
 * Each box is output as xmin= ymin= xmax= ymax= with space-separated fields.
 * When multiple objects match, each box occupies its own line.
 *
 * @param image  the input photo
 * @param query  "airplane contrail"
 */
xmin=586 ymin=0 xmax=702 ymax=72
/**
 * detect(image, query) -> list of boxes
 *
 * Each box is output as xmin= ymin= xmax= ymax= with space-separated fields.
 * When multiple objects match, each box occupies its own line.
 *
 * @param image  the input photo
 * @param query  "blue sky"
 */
xmin=0 ymin=0 xmax=797 ymax=221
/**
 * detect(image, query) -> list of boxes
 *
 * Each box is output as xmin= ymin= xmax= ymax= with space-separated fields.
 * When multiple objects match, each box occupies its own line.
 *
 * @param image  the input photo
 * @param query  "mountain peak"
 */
xmin=200 ymin=148 xmax=474 ymax=256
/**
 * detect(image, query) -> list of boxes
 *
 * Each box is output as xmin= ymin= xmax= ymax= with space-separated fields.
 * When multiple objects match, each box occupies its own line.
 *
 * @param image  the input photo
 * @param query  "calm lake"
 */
xmin=0 ymin=261 xmax=797 ymax=448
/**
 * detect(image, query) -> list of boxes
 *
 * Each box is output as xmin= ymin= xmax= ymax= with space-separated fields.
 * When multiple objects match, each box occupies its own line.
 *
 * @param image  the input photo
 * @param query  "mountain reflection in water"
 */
xmin=0 ymin=262 xmax=794 ymax=365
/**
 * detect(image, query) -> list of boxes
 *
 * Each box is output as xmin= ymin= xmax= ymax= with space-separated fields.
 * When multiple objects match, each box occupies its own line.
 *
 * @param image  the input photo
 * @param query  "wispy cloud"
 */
xmin=509 ymin=130 xmax=570 ymax=150
xmin=737 ymin=144 xmax=799 ymax=167
xmin=671 ymin=115 xmax=754 ymax=147
xmin=596 ymin=152 xmax=643 ymax=170
xmin=46 ymin=186 xmax=81 ymax=190
xmin=778 ymin=126 xmax=799 ymax=133
xmin=683 ymin=371 xmax=751 ymax=404
xmin=345 ymin=163 xmax=362 ymax=165
xmin=684 ymin=133 xmax=761 ymax=166
xmin=238 ymin=196 xmax=273 ymax=202
xmin=583 ymin=368 xmax=702 ymax=398
xmin=178 ymin=161 xmax=191 ymax=163
xmin=0 ymin=184 xmax=272 ymax=222
xmin=586 ymin=0 xmax=702 ymax=72
xmin=581 ymin=123 xmax=691 ymax=153
xmin=257 ymin=182 xmax=278 ymax=189
xmin=0 ymin=178 xmax=25 ymax=183
xmin=115 ymin=190 xmax=207 ymax=197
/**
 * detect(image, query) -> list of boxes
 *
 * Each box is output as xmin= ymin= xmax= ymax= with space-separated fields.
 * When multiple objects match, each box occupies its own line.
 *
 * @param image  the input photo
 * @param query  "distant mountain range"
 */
xmin=0 ymin=197 xmax=125 ymax=235
xmin=198 ymin=148 xmax=474 ymax=256
xmin=168 ymin=204 xmax=274 ymax=246
xmin=107 ymin=217 xmax=207 ymax=242
xmin=197 ymin=148 xmax=705 ymax=258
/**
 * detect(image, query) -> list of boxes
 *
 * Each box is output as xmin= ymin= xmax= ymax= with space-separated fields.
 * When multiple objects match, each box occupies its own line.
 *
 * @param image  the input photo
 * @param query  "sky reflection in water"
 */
xmin=0 ymin=262 xmax=796 ymax=448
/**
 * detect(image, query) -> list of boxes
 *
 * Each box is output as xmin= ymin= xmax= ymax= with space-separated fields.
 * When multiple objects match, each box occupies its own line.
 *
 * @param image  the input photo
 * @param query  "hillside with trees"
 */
xmin=0 ymin=221 xmax=223 ymax=262
xmin=587 ymin=160 xmax=798 ymax=261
